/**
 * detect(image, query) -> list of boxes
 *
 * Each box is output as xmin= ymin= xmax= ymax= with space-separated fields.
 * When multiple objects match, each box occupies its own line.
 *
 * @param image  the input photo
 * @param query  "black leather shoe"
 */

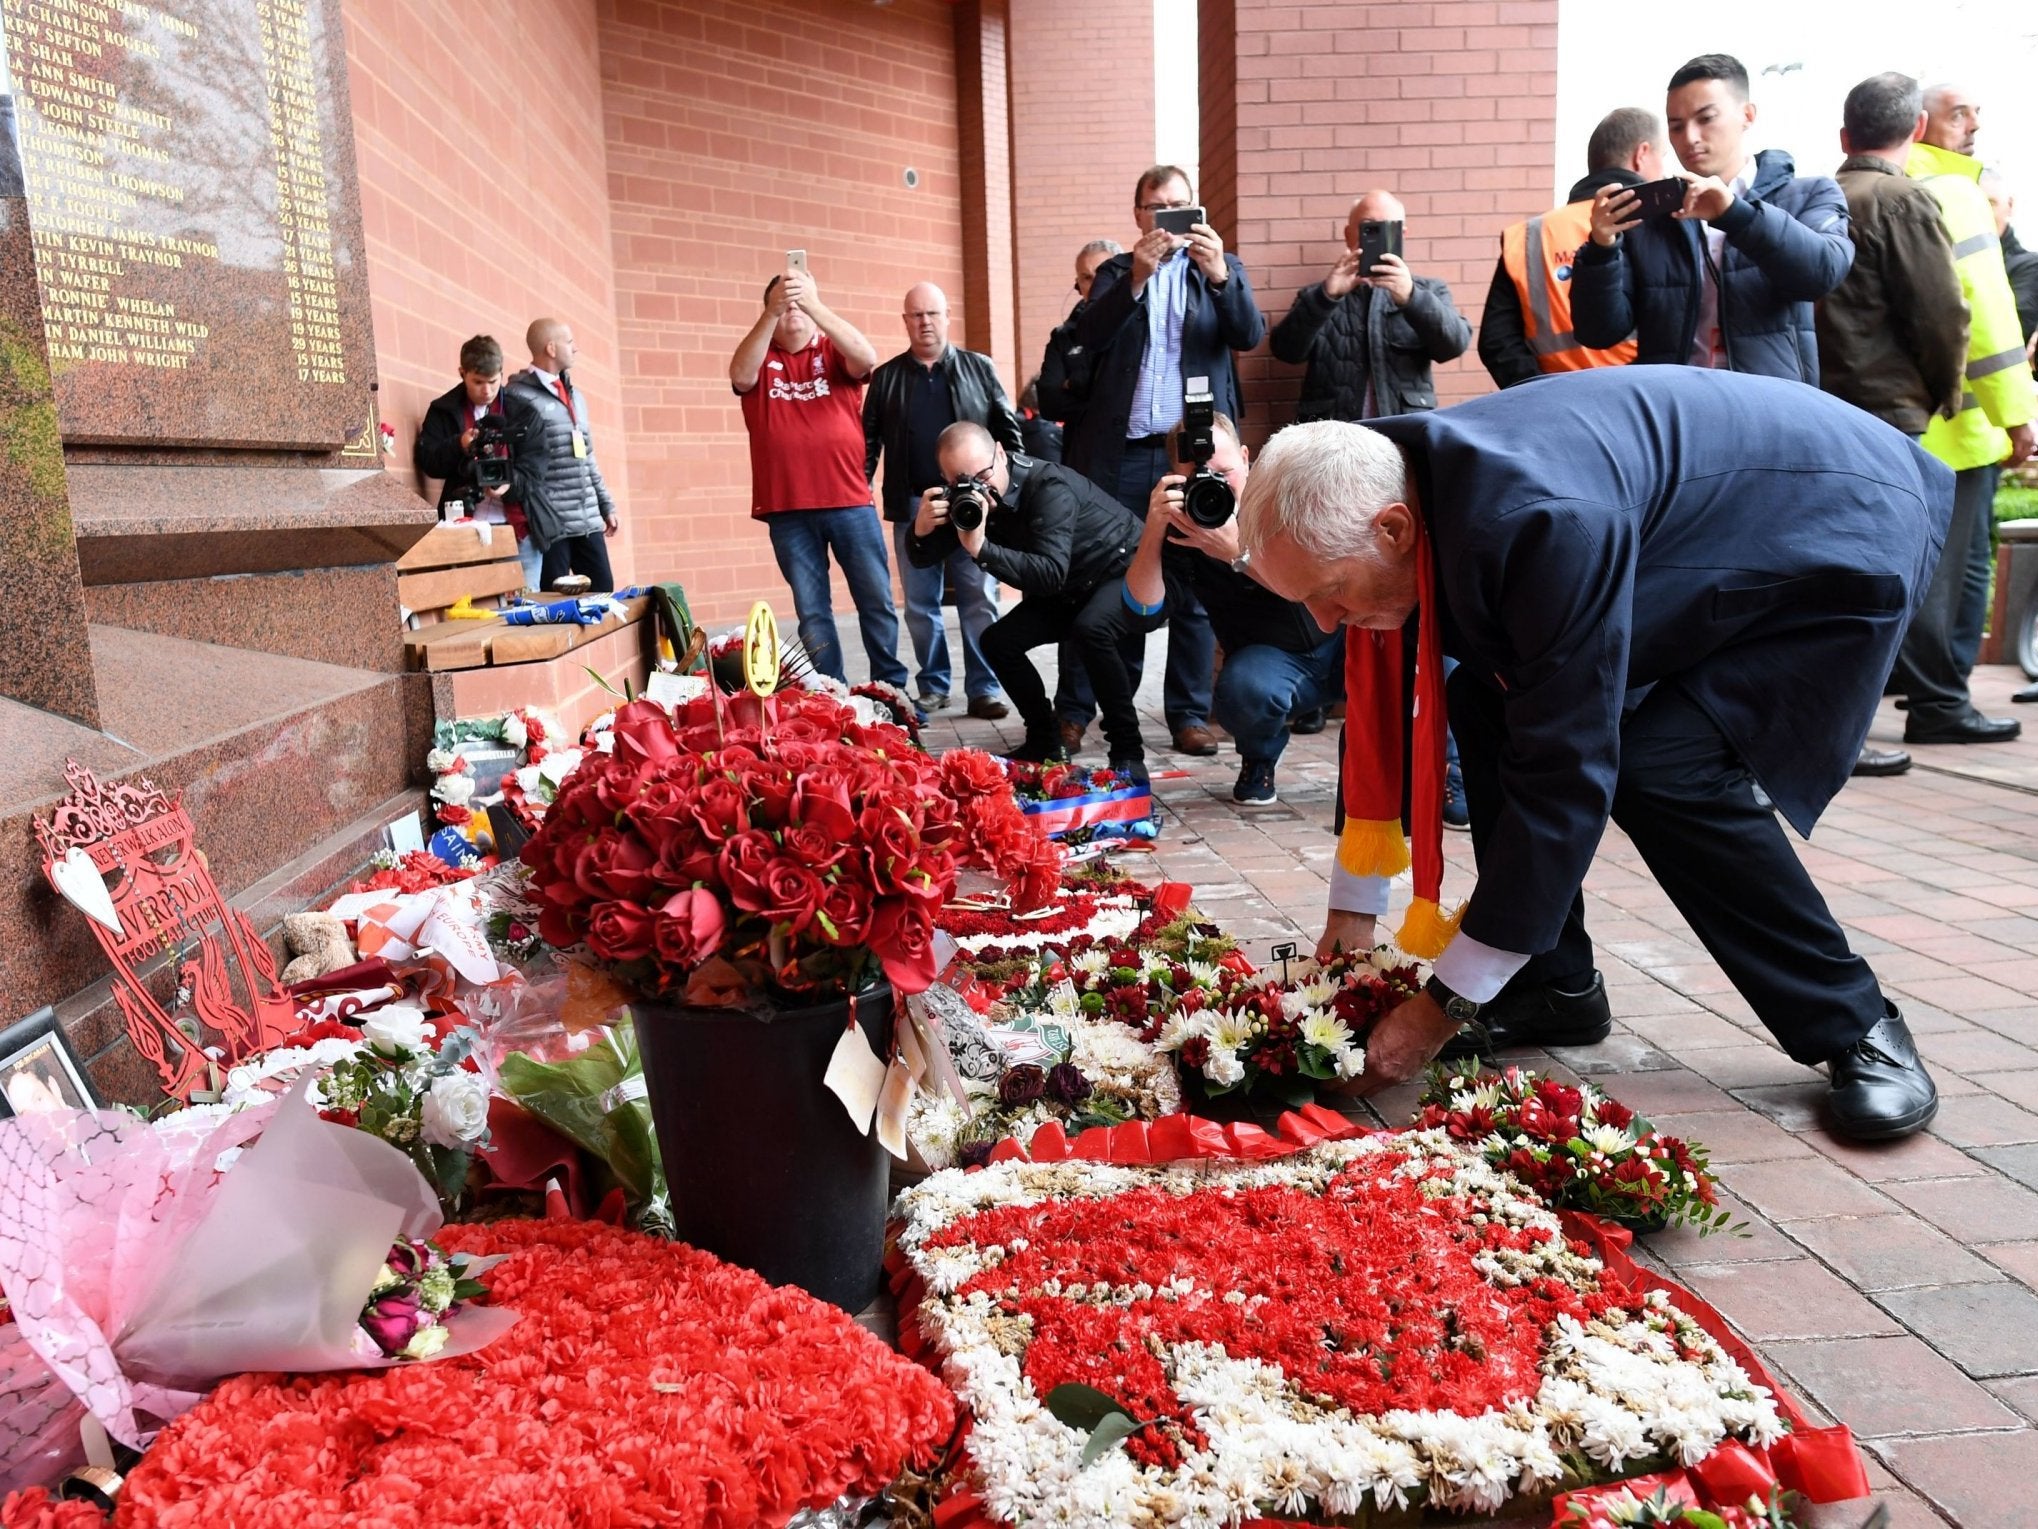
xmin=1852 ymin=745 xmax=1912 ymax=777
xmin=1827 ymin=1010 xmax=1938 ymax=1141
xmin=2014 ymin=684 xmax=2038 ymax=704
xmin=1903 ymin=711 xmax=2022 ymax=745
xmin=1438 ymin=972 xmax=1614 ymax=1060
xmin=1006 ymin=731 xmax=1067 ymax=765
xmin=1290 ymin=707 xmax=1328 ymax=735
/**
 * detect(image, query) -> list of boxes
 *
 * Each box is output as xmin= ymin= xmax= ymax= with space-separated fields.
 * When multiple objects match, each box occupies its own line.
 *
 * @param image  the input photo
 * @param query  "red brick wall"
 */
xmin=1203 ymin=0 xmax=1560 ymax=444
xmin=1008 ymin=0 xmax=1158 ymax=387
xmin=341 ymin=0 xmax=634 ymax=581
xmin=599 ymin=0 xmax=967 ymax=628
xmin=955 ymin=0 xmax=1018 ymax=392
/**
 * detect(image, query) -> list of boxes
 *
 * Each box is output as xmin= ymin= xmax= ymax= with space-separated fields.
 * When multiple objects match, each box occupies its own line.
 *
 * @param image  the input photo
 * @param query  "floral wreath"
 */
xmin=427 ymin=709 xmax=560 ymax=831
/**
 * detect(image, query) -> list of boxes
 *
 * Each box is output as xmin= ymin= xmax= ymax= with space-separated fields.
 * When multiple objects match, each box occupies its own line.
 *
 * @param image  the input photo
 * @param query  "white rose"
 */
xmin=425 ymin=747 xmax=458 ymax=774
xmin=1205 ymin=1050 xmax=1246 ymax=1088
xmin=502 ymin=713 xmax=528 ymax=749
xmin=432 ymin=773 xmax=475 ymax=807
xmin=400 ymin=1321 xmax=451 ymax=1360
xmin=421 ymin=1069 xmax=491 ymax=1147
xmin=362 ymin=1006 xmax=432 ymax=1055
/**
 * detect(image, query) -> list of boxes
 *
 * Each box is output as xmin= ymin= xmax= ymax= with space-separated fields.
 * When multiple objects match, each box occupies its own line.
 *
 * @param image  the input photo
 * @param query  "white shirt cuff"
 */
xmin=1433 ymin=933 xmax=1530 ymax=1005
xmin=1327 ymin=864 xmax=1390 ymax=916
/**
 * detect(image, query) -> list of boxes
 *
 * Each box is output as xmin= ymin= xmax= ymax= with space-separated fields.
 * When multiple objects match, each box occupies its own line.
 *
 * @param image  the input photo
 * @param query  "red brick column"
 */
xmin=1201 ymin=0 xmax=1560 ymax=444
xmin=1008 ymin=0 xmax=1158 ymax=392
xmin=955 ymin=0 xmax=1019 ymax=390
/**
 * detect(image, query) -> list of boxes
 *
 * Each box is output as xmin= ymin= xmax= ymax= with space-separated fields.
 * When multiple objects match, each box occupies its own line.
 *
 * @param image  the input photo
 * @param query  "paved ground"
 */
xmin=882 ymin=615 xmax=2038 ymax=1527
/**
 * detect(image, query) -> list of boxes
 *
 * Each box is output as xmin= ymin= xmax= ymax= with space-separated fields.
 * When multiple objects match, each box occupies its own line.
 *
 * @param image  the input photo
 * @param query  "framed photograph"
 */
xmin=0 ymin=1008 xmax=97 ymax=1119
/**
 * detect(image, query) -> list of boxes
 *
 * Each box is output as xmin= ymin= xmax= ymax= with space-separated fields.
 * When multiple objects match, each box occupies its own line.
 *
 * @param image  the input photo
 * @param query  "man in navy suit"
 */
xmin=1239 ymin=367 xmax=1951 ymax=1140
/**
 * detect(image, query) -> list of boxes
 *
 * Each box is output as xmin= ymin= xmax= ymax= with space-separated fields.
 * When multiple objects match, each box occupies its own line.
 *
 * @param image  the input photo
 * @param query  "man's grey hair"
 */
xmin=1077 ymin=238 xmax=1124 ymax=261
xmin=1236 ymin=421 xmax=1407 ymax=562
xmin=1921 ymin=82 xmax=1962 ymax=114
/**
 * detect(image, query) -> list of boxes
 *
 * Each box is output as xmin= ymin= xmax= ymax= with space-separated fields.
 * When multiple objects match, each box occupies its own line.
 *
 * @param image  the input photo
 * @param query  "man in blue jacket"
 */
xmin=1240 ymin=368 xmax=1952 ymax=1142
xmin=1573 ymin=54 xmax=1853 ymax=384
xmin=1058 ymin=165 xmax=1267 ymax=759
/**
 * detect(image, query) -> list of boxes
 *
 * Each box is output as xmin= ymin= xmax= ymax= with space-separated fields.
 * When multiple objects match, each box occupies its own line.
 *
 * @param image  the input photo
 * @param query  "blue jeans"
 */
xmin=764 ymin=507 xmax=908 ymax=687
xmin=891 ymin=521 xmax=1001 ymax=700
xmin=1212 ymin=632 xmax=1345 ymax=764
xmin=1055 ymin=438 xmax=1215 ymax=732
xmin=1951 ymin=462 xmax=1999 ymax=677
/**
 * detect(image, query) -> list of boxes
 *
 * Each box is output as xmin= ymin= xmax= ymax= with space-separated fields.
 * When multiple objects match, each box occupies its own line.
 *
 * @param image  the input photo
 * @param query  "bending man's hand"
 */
xmin=1337 ymin=990 xmax=1460 ymax=1097
xmin=1316 ymin=910 xmax=1377 ymax=962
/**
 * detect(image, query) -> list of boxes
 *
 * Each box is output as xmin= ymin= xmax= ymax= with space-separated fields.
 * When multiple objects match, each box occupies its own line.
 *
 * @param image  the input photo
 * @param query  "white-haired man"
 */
xmin=1237 ymin=366 xmax=1950 ymax=1142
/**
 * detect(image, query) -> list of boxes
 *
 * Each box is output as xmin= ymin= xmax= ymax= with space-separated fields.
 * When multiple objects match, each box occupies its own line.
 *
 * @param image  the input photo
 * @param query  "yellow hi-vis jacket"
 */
xmin=1501 ymin=200 xmax=1639 ymax=373
xmin=1909 ymin=140 xmax=2037 ymax=470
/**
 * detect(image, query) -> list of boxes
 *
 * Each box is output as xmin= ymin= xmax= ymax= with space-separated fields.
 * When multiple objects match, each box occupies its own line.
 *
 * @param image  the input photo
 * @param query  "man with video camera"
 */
xmin=907 ymin=422 xmax=1148 ymax=775
xmin=1122 ymin=392 xmax=1341 ymax=805
xmin=415 ymin=335 xmax=541 ymax=588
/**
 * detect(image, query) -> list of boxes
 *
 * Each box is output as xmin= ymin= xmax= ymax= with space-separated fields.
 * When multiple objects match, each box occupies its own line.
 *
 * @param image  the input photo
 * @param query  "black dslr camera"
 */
xmin=468 ymin=411 xmax=522 ymax=491
xmin=1176 ymin=378 xmax=1234 ymax=529
xmin=943 ymin=477 xmax=992 ymax=533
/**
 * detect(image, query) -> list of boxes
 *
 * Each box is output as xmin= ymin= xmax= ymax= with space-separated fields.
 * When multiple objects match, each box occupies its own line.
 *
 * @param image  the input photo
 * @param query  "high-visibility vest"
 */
xmin=1909 ymin=140 xmax=2038 ymax=471
xmin=1500 ymin=200 xmax=1639 ymax=373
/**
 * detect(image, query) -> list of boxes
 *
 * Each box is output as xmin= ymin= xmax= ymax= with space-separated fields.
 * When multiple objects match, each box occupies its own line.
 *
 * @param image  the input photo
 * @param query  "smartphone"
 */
xmin=1153 ymin=205 xmax=1206 ymax=237
xmin=785 ymin=248 xmax=809 ymax=273
xmin=1623 ymin=178 xmax=1689 ymax=220
xmin=1358 ymin=219 xmax=1404 ymax=271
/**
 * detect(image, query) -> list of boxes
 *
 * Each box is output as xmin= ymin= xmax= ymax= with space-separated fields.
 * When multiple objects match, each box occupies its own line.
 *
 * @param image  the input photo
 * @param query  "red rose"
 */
xmin=718 ymin=829 xmax=777 ymax=913
xmin=860 ymin=805 xmax=924 ymax=895
xmin=868 ymin=895 xmax=938 ymax=993
xmin=571 ymin=829 xmax=660 ymax=903
xmin=654 ymin=836 xmax=719 ymax=889
xmin=690 ymin=774 xmax=751 ymax=844
xmin=737 ymin=758 xmax=798 ymax=824
xmin=818 ymin=878 xmax=872 ymax=946
xmin=608 ymin=699 xmax=682 ymax=769
xmin=794 ymin=772 xmax=857 ymax=841
xmin=537 ymin=898 xmax=585 ymax=950
xmin=652 ymin=888 xmax=727 ymax=967
xmin=758 ymin=859 xmax=826 ymax=931
xmin=633 ymin=777 xmax=702 ymax=862
xmin=782 ymin=823 xmax=847 ymax=870
xmin=583 ymin=899 xmax=654 ymax=960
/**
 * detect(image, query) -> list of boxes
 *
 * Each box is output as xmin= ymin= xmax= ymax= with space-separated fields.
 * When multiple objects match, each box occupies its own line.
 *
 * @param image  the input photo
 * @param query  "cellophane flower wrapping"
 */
xmin=0 ymin=1085 xmax=516 ymax=1492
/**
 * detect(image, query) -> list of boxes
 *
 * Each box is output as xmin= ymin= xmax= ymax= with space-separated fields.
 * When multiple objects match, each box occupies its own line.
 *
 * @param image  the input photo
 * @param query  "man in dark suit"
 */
xmin=1059 ymin=166 xmax=1266 ymax=759
xmin=1239 ymin=367 xmax=1951 ymax=1141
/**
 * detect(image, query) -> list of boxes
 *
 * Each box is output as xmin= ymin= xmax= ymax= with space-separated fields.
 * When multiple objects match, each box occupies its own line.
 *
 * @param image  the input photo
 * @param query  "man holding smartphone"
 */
xmin=1572 ymin=53 xmax=1852 ymax=382
xmin=1057 ymin=165 xmax=1265 ymax=761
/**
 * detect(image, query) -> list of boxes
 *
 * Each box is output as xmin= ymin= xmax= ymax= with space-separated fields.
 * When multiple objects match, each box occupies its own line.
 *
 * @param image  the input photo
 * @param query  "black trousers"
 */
xmin=1448 ymin=667 xmax=1886 ymax=1066
xmin=540 ymin=531 xmax=615 ymax=592
xmin=1889 ymin=456 xmax=1987 ymax=724
xmin=985 ymin=583 xmax=1152 ymax=763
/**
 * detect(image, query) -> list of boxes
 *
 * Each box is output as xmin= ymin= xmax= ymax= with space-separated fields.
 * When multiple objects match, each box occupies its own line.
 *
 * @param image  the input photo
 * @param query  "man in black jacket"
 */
xmin=1573 ymin=54 xmax=1853 ymax=382
xmin=504 ymin=318 xmax=620 ymax=592
xmin=415 ymin=335 xmax=541 ymax=589
xmin=1479 ymin=109 xmax=1666 ymax=389
xmin=1269 ymin=189 xmax=1472 ymax=419
xmin=1060 ymin=167 xmax=1265 ymax=759
xmin=863 ymin=282 xmax=1021 ymax=720
xmin=908 ymin=423 xmax=1147 ymax=774
xmin=1035 ymin=239 xmax=1121 ymax=434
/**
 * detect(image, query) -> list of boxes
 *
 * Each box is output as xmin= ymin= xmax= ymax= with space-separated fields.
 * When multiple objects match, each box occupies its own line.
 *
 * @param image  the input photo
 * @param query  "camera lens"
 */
xmin=948 ymin=484 xmax=987 ymax=532
xmin=1182 ymin=470 xmax=1235 ymax=530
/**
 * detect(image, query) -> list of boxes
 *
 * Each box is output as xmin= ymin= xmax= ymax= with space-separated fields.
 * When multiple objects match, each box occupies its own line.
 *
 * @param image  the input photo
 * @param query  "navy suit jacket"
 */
xmin=1365 ymin=367 xmax=1952 ymax=960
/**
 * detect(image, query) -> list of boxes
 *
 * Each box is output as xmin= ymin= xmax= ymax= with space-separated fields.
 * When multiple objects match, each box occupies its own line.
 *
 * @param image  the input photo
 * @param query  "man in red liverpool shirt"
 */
xmin=730 ymin=262 xmax=909 ymax=689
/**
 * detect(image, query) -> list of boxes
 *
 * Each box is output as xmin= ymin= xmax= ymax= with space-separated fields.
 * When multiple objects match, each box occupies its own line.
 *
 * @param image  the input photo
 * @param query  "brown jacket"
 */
xmin=1815 ymin=155 xmax=1968 ymax=435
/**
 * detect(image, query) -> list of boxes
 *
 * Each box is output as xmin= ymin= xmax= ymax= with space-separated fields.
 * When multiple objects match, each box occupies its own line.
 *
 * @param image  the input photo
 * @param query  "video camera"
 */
xmin=1175 ymin=379 xmax=1234 ymax=529
xmin=468 ymin=411 xmax=524 ymax=492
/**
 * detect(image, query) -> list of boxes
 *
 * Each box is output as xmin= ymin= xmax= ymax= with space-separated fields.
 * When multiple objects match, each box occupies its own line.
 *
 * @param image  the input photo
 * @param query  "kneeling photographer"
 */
xmin=1123 ymin=396 xmax=1343 ymax=804
xmin=908 ymin=422 xmax=1148 ymax=774
xmin=415 ymin=334 xmax=539 ymax=587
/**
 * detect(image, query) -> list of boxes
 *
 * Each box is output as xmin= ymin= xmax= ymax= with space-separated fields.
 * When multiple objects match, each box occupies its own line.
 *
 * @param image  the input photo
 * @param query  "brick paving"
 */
xmin=891 ymin=618 xmax=2038 ymax=1526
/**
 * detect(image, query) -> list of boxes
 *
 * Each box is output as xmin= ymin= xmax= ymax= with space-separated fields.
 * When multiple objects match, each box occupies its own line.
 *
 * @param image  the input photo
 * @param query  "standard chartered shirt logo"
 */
xmin=768 ymin=376 xmax=833 ymax=402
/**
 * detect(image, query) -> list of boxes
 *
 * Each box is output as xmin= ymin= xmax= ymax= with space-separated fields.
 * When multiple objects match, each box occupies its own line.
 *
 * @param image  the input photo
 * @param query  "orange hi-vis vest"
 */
xmin=1501 ymin=200 xmax=1639 ymax=373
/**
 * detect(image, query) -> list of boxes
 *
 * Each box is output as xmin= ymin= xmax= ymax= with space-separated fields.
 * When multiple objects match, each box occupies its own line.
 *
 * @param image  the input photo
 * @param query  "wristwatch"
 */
xmin=1424 ymin=972 xmax=1481 ymax=1026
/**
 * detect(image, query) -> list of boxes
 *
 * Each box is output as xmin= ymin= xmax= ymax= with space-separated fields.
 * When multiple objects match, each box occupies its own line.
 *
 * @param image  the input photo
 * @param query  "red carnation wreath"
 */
xmin=103 ymin=1219 xmax=956 ymax=1529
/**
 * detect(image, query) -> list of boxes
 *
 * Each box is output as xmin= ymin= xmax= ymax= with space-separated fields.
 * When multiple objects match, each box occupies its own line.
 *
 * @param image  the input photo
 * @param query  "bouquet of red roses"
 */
xmin=1414 ymin=1064 xmax=1730 ymax=1233
xmin=519 ymin=692 xmax=1060 ymax=998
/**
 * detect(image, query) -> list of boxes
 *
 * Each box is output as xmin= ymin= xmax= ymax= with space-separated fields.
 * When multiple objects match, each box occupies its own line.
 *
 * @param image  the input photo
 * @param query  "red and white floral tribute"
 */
xmin=893 ymin=1131 xmax=1785 ymax=1524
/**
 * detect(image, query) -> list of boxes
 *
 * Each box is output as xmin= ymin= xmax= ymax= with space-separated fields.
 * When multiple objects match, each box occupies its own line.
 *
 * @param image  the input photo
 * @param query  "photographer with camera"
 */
xmin=504 ymin=318 xmax=620 ymax=593
xmin=1121 ymin=394 xmax=1342 ymax=805
xmin=416 ymin=335 xmax=541 ymax=588
xmin=908 ymin=422 xmax=1148 ymax=775
xmin=1269 ymin=190 xmax=1471 ymax=421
